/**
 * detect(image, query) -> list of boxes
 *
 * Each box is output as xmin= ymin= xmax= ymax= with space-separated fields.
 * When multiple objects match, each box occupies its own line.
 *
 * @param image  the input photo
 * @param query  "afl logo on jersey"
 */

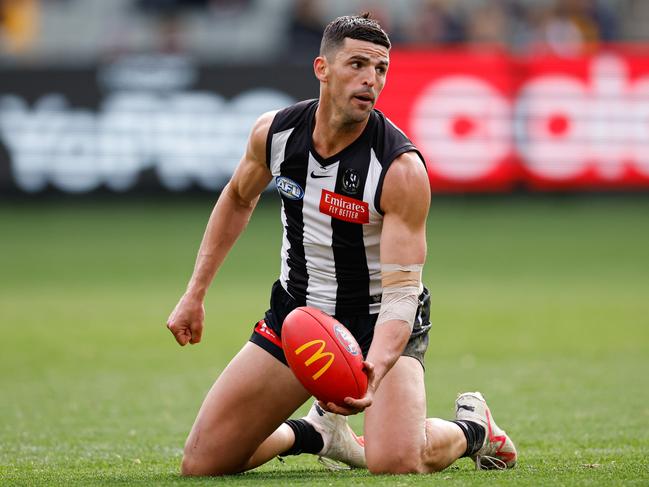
xmin=276 ymin=176 xmax=304 ymax=200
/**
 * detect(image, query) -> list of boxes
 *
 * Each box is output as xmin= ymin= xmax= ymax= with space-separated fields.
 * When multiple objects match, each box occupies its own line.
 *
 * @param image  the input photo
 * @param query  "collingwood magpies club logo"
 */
xmin=342 ymin=168 xmax=360 ymax=194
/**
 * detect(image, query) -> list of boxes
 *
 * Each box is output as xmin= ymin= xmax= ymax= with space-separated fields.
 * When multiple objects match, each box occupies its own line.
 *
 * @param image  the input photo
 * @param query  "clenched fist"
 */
xmin=167 ymin=293 xmax=205 ymax=346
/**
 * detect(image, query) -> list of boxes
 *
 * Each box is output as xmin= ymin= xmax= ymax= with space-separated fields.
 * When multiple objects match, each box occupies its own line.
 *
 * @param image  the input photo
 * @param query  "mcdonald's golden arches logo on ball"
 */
xmin=294 ymin=339 xmax=335 ymax=380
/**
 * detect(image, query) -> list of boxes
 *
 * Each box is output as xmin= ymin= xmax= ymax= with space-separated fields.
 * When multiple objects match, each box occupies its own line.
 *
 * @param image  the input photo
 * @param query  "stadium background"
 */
xmin=1 ymin=1 xmax=648 ymax=485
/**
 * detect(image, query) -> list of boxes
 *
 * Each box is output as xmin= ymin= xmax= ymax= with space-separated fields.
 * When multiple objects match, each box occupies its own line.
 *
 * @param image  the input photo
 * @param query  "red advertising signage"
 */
xmin=377 ymin=47 xmax=649 ymax=191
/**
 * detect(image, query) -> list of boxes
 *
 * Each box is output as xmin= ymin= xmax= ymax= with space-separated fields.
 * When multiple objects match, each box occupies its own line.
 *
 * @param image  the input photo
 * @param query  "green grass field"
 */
xmin=1 ymin=195 xmax=648 ymax=486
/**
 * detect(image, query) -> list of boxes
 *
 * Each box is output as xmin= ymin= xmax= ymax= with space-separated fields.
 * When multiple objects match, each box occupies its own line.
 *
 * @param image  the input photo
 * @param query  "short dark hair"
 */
xmin=320 ymin=13 xmax=391 ymax=57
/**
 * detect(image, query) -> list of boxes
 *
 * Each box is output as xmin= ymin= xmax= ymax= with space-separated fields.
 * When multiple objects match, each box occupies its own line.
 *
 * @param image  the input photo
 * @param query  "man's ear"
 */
xmin=314 ymin=55 xmax=328 ymax=83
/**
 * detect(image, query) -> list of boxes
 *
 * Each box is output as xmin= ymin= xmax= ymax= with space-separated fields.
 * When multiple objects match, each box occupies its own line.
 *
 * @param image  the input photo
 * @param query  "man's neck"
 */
xmin=312 ymin=101 xmax=369 ymax=160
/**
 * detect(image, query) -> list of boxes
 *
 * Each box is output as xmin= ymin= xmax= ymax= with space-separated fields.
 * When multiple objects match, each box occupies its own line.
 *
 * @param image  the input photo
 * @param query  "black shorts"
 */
xmin=249 ymin=280 xmax=432 ymax=369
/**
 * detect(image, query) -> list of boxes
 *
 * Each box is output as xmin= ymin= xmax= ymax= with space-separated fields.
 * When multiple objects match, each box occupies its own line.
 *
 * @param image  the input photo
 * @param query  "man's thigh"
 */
xmin=364 ymin=356 xmax=427 ymax=473
xmin=183 ymin=342 xmax=311 ymax=475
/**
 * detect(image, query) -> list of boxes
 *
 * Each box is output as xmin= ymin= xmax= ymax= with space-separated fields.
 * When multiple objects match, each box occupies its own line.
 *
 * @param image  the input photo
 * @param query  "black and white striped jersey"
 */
xmin=265 ymin=99 xmax=425 ymax=316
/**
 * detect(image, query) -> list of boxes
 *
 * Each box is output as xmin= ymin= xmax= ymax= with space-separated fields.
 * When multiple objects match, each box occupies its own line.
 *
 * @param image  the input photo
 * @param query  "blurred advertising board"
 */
xmin=0 ymin=55 xmax=311 ymax=193
xmin=380 ymin=47 xmax=649 ymax=192
xmin=2 ymin=49 xmax=649 ymax=194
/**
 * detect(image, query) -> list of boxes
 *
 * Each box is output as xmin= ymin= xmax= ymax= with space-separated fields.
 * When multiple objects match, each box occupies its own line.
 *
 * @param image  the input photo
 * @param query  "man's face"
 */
xmin=325 ymin=38 xmax=389 ymax=124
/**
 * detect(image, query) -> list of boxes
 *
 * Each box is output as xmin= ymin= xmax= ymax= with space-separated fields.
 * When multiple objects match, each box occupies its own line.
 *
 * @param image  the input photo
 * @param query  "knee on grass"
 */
xmin=366 ymin=449 xmax=426 ymax=475
xmin=366 ymin=445 xmax=451 ymax=475
xmin=181 ymin=452 xmax=245 ymax=477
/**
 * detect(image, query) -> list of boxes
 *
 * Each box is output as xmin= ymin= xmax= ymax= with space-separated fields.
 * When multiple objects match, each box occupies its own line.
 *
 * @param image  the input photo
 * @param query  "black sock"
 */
xmin=452 ymin=420 xmax=486 ymax=457
xmin=281 ymin=419 xmax=324 ymax=456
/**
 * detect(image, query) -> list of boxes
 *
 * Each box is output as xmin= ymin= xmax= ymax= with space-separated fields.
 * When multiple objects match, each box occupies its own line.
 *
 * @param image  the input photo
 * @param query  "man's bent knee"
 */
xmin=366 ymin=450 xmax=426 ymax=475
xmin=367 ymin=459 xmax=426 ymax=475
xmin=366 ymin=446 xmax=452 ymax=475
xmin=181 ymin=454 xmax=209 ymax=477
xmin=181 ymin=449 xmax=247 ymax=476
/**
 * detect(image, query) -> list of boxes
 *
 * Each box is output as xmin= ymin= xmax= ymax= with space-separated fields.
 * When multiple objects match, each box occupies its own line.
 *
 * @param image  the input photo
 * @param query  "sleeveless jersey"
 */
xmin=266 ymin=99 xmax=424 ymax=316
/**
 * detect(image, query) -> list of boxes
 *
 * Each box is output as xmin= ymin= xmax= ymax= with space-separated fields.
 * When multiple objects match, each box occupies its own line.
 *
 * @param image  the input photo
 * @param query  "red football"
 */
xmin=282 ymin=306 xmax=368 ymax=407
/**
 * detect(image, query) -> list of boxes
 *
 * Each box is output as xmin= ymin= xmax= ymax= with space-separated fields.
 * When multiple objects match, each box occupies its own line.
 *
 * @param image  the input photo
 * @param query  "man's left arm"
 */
xmin=324 ymin=151 xmax=430 ymax=414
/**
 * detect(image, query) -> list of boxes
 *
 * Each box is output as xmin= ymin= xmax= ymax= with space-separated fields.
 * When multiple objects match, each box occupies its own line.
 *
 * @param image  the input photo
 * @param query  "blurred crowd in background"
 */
xmin=1 ymin=0 xmax=648 ymax=66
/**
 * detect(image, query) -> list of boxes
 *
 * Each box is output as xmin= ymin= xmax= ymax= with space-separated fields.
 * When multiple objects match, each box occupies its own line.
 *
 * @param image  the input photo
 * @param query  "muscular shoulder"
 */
xmin=380 ymin=151 xmax=430 ymax=223
xmin=248 ymin=110 xmax=278 ymax=165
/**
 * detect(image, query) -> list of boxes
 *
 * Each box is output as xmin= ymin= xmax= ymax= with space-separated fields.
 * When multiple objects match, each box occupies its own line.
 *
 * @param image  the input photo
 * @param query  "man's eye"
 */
xmin=351 ymin=62 xmax=360 ymax=68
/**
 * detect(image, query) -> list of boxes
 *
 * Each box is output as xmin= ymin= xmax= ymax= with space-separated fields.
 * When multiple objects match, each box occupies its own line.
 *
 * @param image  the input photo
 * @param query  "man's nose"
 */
xmin=362 ymin=68 xmax=376 ymax=87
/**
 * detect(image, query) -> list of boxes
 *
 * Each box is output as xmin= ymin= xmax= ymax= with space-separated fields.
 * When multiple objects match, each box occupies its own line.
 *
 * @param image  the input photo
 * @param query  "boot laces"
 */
xmin=475 ymin=455 xmax=507 ymax=470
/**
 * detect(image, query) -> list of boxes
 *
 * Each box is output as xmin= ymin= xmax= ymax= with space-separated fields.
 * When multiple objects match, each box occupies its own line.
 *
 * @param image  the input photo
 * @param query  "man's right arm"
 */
xmin=166 ymin=111 xmax=276 ymax=346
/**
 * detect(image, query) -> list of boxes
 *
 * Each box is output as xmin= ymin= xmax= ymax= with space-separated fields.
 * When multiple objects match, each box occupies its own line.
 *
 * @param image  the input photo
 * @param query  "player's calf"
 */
xmin=366 ymin=417 xmax=467 ymax=474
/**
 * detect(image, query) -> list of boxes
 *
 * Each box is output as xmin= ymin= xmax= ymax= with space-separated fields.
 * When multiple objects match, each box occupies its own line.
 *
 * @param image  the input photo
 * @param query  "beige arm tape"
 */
xmin=376 ymin=264 xmax=424 ymax=330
